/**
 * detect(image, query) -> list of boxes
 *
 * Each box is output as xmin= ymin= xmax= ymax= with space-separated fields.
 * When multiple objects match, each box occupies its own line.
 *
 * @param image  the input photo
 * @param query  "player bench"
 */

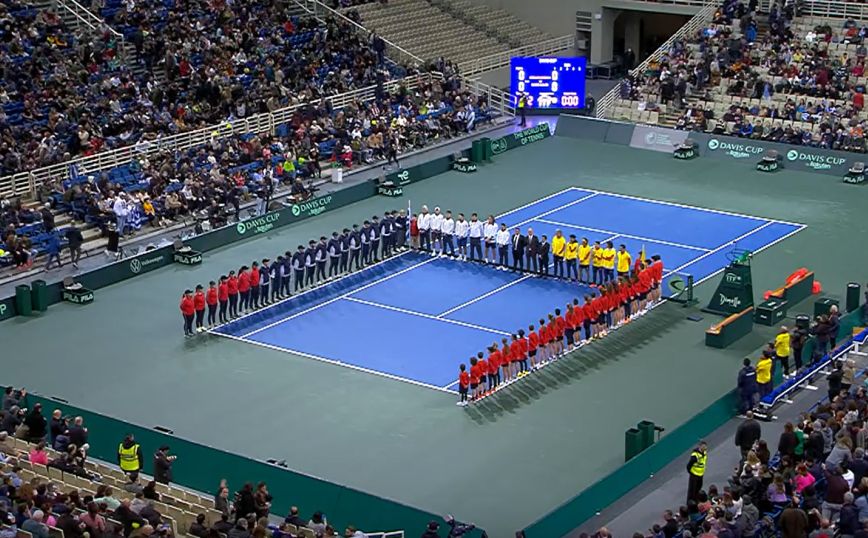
xmin=705 ymin=306 xmax=754 ymax=348
xmin=769 ymin=270 xmax=814 ymax=306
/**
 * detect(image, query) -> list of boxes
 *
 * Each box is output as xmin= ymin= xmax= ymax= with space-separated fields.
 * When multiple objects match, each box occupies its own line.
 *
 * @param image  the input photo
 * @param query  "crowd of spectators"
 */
xmin=621 ymin=0 xmax=868 ymax=154
xmin=599 ymin=355 xmax=868 ymax=538
xmin=0 ymin=0 xmax=407 ymax=177
xmin=0 ymin=57 xmax=492 ymax=271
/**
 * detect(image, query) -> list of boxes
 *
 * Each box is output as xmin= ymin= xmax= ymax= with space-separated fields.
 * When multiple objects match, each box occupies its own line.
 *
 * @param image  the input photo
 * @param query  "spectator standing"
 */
xmin=23 ymin=403 xmax=47 ymax=442
xmin=40 ymin=205 xmax=55 ymax=233
xmin=775 ymin=326 xmax=792 ymax=378
xmin=117 ymin=434 xmax=143 ymax=477
xmin=778 ymin=422 xmax=798 ymax=460
xmin=735 ymin=411 xmax=762 ymax=461
xmin=756 ymin=353 xmax=773 ymax=397
xmin=43 ymin=230 xmax=62 ymax=271
xmin=68 ymin=416 xmax=88 ymax=447
xmin=686 ymin=440 xmax=708 ymax=503
xmin=738 ymin=358 xmax=758 ymax=413
xmin=779 ymin=498 xmax=809 ymax=538
xmin=65 ymin=225 xmax=84 ymax=269
xmin=153 ymin=445 xmax=176 ymax=484
xmin=828 ymin=361 xmax=845 ymax=403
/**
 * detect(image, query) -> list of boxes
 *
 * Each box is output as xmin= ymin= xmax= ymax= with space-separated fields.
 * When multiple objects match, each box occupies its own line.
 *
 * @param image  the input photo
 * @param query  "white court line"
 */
xmin=494 ymin=187 xmax=581 ymax=220
xmin=509 ymin=192 xmax=598 ymax=228
xmin=344 ymin=296 xmax=510 ymax=335
xmin=566 ymin=186 xmax=806 ymax=228
xmin=241 ymin=256 xmax=439 ymax=338
xmin=208 ymin=250 xmax=414 ymax=333
xmin=211 ymin=332 xmax=458 ymax=394
xmin=664 ymin=220 xmax=776 ymax=278
xmin=688 ymin=223 xmax=808 ymax=288
xmin=535 ymin=218 xmax=711 ymax=252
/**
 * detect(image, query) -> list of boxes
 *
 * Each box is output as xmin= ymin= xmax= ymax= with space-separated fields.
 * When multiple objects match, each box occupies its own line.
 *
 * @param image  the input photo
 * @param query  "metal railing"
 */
xmin=0 ymin=73 xmax=432 ymax=199
xmin=459 ymin=34 xmax=576 ymax=78
xmin=293 ymin=0 xmax=425 ymax=67
xmin=366 ymin=532 xmax=404 ymax=538
xmin=799 ymin=0 xmax=868 ymax=20
xmin=463 ymin=77 xmax=517 ymax=116
xmin=595 ymin=0 xmax=720 ymax=119
xmin=53 ymin=0 xmax=126 ymax=59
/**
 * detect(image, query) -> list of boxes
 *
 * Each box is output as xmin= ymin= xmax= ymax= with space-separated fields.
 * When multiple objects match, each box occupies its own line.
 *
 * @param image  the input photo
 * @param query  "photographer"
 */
xmin=153 ymin=446 xmax=177 ymax=485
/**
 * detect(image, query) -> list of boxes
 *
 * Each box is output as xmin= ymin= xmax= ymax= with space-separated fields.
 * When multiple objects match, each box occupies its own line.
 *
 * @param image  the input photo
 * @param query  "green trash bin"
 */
xmin=31 ymin=279 xmax=48 ymax=312
xmin=15 ymin=284 xmax=32 ymax=316
xmin=481 ymin=137 xmax=493 ymax=161
xmin=638 ymin=420 xmax=656 ymax=450
xmin=625 ymin=427 xmax=642 ymax=461
xmin=847 ymin=282 xmax=861 ymax=313
xmin=470 ymin=139 xmax=483 ymax=163
xmin=814 ymin=297 xmax=839 ymax=317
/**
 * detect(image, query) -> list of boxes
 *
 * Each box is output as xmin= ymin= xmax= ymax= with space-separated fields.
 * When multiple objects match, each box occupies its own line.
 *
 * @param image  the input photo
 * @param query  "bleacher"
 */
xmin=607 ymin=4 xmax=868 ymax=151
xmin=1 ymin=435 xmax=403 ymax=538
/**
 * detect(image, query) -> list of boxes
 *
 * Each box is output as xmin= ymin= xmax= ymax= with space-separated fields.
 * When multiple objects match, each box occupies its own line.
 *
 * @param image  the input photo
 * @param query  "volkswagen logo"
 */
xmin=129 ymin=259 xmax=142 ymax=274
xmin=707 ymin=139 xmax=720 ymax=150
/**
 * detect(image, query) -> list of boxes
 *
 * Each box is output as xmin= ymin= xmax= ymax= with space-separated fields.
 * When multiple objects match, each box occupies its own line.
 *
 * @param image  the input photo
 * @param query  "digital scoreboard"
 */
xmin=510 ymin=57 xmax=587 ymax=109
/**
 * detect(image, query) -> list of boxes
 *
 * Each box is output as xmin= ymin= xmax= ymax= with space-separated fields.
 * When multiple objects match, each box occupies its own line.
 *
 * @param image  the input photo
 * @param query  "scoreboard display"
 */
xmin=510 ymin=57 xmax=587 ymax=109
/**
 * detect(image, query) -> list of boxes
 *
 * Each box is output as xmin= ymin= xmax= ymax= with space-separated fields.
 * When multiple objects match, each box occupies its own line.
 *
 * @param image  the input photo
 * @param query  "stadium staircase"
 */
xmin=2 ymin=435 xmax=405 ymax=538
xmin=343 ymin=0 xmax=553 ymax=65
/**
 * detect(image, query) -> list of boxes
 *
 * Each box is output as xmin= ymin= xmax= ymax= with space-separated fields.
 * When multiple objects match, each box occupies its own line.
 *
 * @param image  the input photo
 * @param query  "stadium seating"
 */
xmin=342 ymin=0 xmax=553 ymax=65
xmin=606 ymin=1 xmax=868 ymax=153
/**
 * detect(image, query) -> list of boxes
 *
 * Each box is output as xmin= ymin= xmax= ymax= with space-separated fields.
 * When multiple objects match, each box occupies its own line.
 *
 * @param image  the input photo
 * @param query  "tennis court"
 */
xmin=211 ymin=187 xmax=805 ymax=392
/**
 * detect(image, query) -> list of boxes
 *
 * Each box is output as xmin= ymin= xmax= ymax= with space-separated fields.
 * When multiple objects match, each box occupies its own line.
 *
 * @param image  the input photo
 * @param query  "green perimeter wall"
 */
xmin=0 ymin=124 xmax=555 ymax=534
xmin=523 ymin=307 xmax=867 ymax=538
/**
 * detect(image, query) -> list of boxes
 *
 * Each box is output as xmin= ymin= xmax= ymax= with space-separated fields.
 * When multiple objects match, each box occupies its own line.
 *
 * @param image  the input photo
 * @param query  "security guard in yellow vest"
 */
xmin=518 ymin=93 xmax=527 ymax=127
xmin=686 ymin=440 xmax=708 ymax=503
xmin=118 ymin=434 xmax=143 ymax=475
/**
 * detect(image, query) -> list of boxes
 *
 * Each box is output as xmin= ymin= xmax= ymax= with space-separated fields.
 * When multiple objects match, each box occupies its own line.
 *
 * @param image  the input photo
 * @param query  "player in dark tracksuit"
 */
xmin=259 ymin=259 xmax=271 ymax=305
xmin=315 ymin=237 xmax=328 ymax=282
xmin=327 ymin=232 xmax=341 ymax=278
xmin=271 ymin=256 xmax=283 ymax=302
xmin=361 ymin=221 xmax=372 ymax=265
xmin=304 ymin=241 xmax=317 ymax=287
xmin=380 ymin=212 xmax=392 ymax=258
xmin=292 ymin=247 xmax=305 ymax=291
xmin=370 ymin=216 xmax=381 ymax=263
xmin=393 ymin=210 xmax=407 ymax=251
xmin=280 ymin=254 xmax=292 ymax=297
xmin=339 ymin=229 xmax=350 ymax=273
xmin=349 ymin=225 xmax=362 ymax=271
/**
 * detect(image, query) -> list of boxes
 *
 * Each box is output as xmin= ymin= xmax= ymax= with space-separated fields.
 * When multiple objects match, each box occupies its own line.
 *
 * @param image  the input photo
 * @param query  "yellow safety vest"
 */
xmin=118 ymin=443 xmax=140 ymax=471
xmin=689 ymin=450 xmax=707 ymax=476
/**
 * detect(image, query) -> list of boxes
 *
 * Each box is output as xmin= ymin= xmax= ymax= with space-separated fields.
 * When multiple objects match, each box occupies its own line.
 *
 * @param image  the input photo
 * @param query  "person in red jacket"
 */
xmin=553 ymin=309 xmax=566 ymax=358
xmin=592 ymin=291 xmax=607 ymax=338
xmin=487 ymin=344 xmax=501 ymax=389
xmin=476 ymin=352 xmax=489 ymax=395
xmin=238 ymin=266 xmax=251 ymax=313
xmin=193 ymin=284 xmax=206 ymax=333
xmin=249 ymin=262 xmax=261 ymax=310
xmin=457 ymin=363 xmax=470 ymax=406
xmin=469 ymin=357 xmax=481 ymax=400
xmin=509 ymin=334 xmax=523 ymax=381
xmin=563 ymin=305 xmax=576 ymax=353
xmin=515 ymin=330 xmax=529 ymax=375
xmin=582 ymin=296 xmax=595 ymax=342
xmin=638 ymin=265 xmax=653 ymax=312
xmin=227 ymin=271 xmax=239 ymax=318
xmin=528 ymin=324 xmax=540 ymax=370
xmin=180 ymin=290 xmax=195 ymax=337
xmin=218 ymin=276 xmax=230 ymax=323
xmin=206 ymin=281 xmax=219 ymax=327
xmin=650 ymin=255 xmax=664 ymax=304
xmin=500 ymin=338 xmax=512 ymax=384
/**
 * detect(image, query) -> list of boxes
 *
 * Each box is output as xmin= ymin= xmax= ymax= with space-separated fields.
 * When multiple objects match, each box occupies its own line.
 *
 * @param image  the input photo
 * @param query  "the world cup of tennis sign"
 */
xmin=489 ymin=123 xmax=552 ymax=155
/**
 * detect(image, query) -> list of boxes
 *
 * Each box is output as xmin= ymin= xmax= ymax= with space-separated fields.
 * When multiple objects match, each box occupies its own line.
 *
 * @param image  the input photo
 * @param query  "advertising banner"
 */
xmin=629 ymin=125 xmax=689 ymax=153
xmin=488 ymin=123 xmax=552 ymax=155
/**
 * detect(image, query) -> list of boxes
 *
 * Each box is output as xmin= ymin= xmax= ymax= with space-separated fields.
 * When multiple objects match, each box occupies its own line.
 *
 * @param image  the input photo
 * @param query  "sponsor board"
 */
xmin=236 ymin=212 xmax=281 ymax=236
xmin=174 ymin=252 xmax=203 ymax=265
xmin=629 ymin=125 xmax=689 ymax=153
xmin=395 ymin=170 xmax=412 ymax=185
xmin=129 ymin=253 xmax=165 ymax=275
xmin=377 ymin=185 xmax=403 ymax=197
xmin=785 ymin=148 xmax=847 ymax=171
xmin=706 ymin=138 xmax=765 ymax=159
xmin=673 ymin=146 xmax=697 ymax=160
xmin=489 ymin=123 xmax=552 ymax=155
xmin=0 ymin=299 xmax=10 ymax=322
xmin=453 ymin=161 xmax=478 ymax=173
xmin=291 ymin=195 xmax=333 ymax=218
xmin=62 ymin=290 xmax=94 ymax=304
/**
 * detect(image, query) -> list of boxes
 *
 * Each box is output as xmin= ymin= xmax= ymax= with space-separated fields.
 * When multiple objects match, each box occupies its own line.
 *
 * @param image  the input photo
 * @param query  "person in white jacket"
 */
xmin=440 ymin=211 xmax=456 ymax=257
xmin=483 ymin=215 xmax=498 ymax=263
xmin=417 ymin=205 xmax=432 ymax=251
xmin=430 ymin=207 xmax=444 ymax=255
xmin=495 ymin=223 xmax=510 ymax=269
xmin=454 ymin=213 xmax=470 ymax=260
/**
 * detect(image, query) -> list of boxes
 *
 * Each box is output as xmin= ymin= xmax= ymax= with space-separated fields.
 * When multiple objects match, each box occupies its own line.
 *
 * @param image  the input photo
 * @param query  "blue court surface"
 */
xmin=212 ymin=187 xmax=805 ymax=393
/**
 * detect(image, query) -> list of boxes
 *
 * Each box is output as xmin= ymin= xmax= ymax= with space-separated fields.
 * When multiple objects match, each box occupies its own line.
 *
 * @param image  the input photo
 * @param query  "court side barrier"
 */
xmin=6 ymin=390 xmax=483 ymax=537
xmin=0 ymin=124 xmax=548 ymax=319
xmin=521 ymin=388 xmax=741 ymax=537
xmin=704 ymin=306 xmax=754 ymax=349
xmin=555 ymin=114 xmax=857 ymax=178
